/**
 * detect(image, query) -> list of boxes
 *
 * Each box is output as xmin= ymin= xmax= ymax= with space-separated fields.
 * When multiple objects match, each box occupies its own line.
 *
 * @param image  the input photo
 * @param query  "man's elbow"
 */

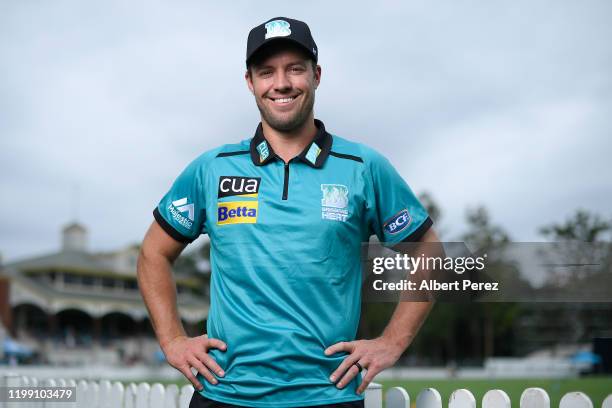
xmin=137 ymin=244 xmax=154 ymax=280
xmin=419 ymin=227 xmax=440 ymax=243
xmin=137 ymin=234 xmax=167 ymax=277
xmin=137 ymin=245 xmax=149 ymax=270
xmin=419 ymin=228 xmax=445 ymax=257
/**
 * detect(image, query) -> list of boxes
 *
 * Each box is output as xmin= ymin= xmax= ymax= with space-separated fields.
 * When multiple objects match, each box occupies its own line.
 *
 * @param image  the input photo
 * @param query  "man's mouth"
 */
xmin=267 ymin=94 xmax=300 ymax=105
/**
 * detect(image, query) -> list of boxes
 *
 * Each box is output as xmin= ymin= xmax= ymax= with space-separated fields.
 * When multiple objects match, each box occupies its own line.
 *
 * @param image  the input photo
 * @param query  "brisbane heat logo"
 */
xmin=321 ymin=184 xmax=349 ymax=222
xmin=383 ymin=209 xmax=411 ymax=234
xmin=264 ymin=20 xmax=291 ymax=40
xmin=217 ymin=176 xmax=260 ymax=225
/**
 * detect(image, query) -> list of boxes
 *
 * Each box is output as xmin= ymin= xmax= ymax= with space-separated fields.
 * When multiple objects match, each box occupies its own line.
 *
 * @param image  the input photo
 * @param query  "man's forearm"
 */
xmin=137 ymin=248 xmax=186 ymax=350
xmin=381 ymin=301 xmax=433 ymax=351
xmin=380 ymin=229 xmax=440 ymax=352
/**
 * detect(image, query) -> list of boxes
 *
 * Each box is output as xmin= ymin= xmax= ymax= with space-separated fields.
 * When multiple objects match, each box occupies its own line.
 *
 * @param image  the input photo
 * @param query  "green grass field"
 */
xmin=126 ymin=376 xmax=612 ymax=407
xmin=379 ymin=377 xmax=612 ymax=407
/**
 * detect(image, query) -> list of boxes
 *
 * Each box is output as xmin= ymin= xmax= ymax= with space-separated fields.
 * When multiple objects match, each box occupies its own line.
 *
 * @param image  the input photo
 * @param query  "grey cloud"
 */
xmin=1 ymin=0 xmax=611 ymax=260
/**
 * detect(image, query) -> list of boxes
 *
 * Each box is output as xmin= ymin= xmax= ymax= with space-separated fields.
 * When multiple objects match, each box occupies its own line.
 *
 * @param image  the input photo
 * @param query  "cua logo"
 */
xmin=218 ymin=176 xmax=260 ymax=198
xmin=384 ymin=209 xmax=411 ymax=234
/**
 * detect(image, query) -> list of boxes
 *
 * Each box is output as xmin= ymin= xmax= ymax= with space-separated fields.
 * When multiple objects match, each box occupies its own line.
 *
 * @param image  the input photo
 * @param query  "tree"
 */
xmin=462 ymin=206 xmax=510 ymax=252
xmin=540 ymin=209 xmax=611 ymax=242
xmin=533 ymin=209 xmax=612 ymax=345
xmin=459 ymin=206 xmax=520 ymax=359
xmin=418 ymin=192 xmax=441 ymax=224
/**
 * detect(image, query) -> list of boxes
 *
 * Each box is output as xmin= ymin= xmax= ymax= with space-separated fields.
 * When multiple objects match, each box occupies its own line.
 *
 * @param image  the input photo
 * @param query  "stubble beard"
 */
xmin=256 ymin=91 xmax=315 ymax=133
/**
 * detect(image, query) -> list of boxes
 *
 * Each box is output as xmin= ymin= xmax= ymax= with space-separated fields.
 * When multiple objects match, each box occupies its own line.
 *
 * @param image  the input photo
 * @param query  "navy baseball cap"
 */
xmin=246 ymin=17 xmax=318 ymax=67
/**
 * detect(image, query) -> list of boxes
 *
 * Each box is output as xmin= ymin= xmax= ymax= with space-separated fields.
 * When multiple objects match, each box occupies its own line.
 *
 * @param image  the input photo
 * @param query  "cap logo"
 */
xmin=264 ymin=20 xmax=291 ymax=39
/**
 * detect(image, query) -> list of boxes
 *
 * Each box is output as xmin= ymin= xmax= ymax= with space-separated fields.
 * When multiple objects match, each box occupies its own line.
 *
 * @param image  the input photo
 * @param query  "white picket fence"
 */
xmin=376 ymin=387 xmax=612 ymax=408
xmin=1 ymin=374 xmax=611 ymax=408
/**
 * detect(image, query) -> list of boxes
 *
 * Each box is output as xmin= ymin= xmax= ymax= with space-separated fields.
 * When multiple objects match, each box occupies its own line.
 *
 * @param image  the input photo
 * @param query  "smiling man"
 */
xmin=137 ymin=17 xmax=438 ymax=408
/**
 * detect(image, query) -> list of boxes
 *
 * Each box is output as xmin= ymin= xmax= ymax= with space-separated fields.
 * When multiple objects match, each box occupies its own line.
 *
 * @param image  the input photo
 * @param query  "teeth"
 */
xmin=274 ymin=97 xmax=294 ymax=103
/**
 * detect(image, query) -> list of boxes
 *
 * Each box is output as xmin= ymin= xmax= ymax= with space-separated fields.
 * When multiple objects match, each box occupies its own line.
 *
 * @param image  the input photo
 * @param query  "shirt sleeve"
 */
xmin=364 ymin=147 xmax=432 ymax=246
xmin=153 ymin=158 xmax=207 ymax=244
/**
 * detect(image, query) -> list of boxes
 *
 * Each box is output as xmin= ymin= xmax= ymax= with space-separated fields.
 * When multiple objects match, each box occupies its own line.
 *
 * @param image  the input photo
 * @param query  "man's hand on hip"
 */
xmin=324 ymin=337 xmax=404 ymax=394
xmin=162 ymin=334 xmax=227 ymax=391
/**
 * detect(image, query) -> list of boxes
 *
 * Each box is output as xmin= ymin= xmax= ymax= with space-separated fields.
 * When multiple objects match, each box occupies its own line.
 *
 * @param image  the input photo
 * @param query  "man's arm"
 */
xmin=137 ymin=220 xmax=226 ymax=390
xmin=324 ymin=227 xmax=441 ymax=394
xmin=381 ymin=227 xmax=442 ymax=350
xmin=137 ymin=221 xmax=187 ymax=347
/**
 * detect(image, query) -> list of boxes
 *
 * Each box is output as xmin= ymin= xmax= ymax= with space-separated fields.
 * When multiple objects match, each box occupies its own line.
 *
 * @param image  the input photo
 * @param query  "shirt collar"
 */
xmin=249 ymin=119 xmax=333 ymax=168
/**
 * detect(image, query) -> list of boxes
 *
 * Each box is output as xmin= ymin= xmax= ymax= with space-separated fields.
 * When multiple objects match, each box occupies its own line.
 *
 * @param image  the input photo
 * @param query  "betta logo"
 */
xmin=217 ymin=201 xmax=258 ymax=225
xmin=383 ymin=209 xmax=411 ymax=234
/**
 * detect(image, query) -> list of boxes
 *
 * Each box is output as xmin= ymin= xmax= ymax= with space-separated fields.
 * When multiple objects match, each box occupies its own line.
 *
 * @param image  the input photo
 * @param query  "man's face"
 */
xmin=246 ymin=46 xmax=321 ymax=133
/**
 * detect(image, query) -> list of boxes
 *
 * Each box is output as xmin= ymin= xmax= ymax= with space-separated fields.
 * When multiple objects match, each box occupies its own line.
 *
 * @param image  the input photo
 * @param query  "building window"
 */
xmin=125 ymin=280 xmax=138 ymax=290
xmin=64 ymin=273 xmax=79 ymax=284
xmin=102 ymin=278 xmax=115 ymax=288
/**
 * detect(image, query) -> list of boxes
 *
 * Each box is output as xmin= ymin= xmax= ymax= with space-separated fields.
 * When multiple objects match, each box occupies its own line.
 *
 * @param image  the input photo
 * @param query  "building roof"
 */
xmin=6 ymin=249 xmax=108 ymax=273
xmin=62 ymin=222 xmax=87 ymax=233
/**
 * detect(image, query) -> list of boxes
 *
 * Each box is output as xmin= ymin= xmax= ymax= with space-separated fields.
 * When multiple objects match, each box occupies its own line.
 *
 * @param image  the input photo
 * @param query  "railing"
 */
xmin=1 ymin=374 xmax=611 ymax=407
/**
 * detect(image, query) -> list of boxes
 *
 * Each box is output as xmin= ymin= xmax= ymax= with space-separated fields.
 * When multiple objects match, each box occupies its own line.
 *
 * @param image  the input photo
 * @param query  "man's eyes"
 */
xmin=257 ymin=66 xmax=305 ymax=77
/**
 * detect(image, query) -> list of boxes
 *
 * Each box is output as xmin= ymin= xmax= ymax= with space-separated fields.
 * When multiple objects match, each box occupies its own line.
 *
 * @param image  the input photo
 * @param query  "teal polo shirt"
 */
xmin=153 ymin=119 xmax=432 ymax=407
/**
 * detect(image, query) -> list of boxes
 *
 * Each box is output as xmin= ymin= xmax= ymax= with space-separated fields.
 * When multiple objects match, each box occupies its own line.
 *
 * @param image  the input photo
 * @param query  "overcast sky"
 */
xmin=1 ymin=1 xmax=611 ymax=261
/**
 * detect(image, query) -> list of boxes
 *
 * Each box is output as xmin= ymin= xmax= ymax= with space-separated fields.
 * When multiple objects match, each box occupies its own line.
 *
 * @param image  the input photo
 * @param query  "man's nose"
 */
xmin=273 ymin=71 xmax=291 ymax=92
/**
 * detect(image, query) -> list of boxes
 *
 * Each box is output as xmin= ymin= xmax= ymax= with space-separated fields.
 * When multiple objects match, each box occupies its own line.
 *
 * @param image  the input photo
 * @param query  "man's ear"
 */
xmin=245 ymin=70 xmax=255 ymax=94
xmin=314 ymin=64 xmax=322 ymax=89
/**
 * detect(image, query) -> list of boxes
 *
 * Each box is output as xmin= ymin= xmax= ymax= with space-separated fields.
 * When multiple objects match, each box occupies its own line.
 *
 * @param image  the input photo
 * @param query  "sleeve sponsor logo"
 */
xmin=383 ymin=209 xmax=411 ymax=235
xmin=168 ymin=197 xmax=194 ymax=229
xmin=218 ymin=176 xmax=261 ymax=198
xmin=217 ymin=201 xmax=258 ymax=225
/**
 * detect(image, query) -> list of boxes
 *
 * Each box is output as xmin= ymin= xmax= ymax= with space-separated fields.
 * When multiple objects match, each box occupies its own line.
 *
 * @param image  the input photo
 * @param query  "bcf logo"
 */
xmin=384 ymin=209 xmax=411 ymax=234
